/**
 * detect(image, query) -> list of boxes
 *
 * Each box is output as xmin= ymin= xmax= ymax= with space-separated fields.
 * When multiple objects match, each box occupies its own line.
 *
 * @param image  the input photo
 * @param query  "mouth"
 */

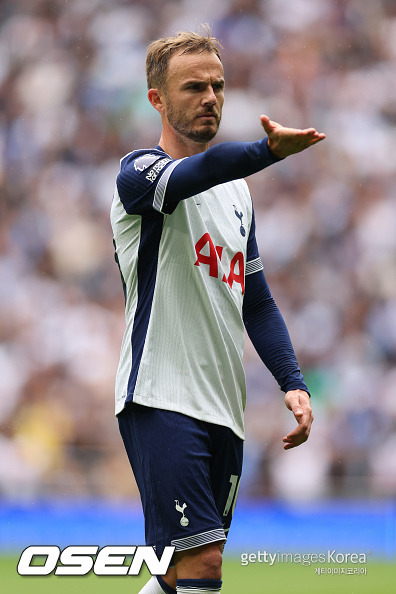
xmin=197 ymin=113 xmax=217 ymax=120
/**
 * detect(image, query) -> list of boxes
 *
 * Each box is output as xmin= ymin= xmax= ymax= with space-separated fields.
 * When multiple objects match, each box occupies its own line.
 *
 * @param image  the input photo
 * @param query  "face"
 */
xmin=162 ymin=50 xmax=225 ymax=143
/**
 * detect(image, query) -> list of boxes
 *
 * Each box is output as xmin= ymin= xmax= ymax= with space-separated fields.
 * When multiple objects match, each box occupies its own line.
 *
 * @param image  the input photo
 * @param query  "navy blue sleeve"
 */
xmin=116 ymin=139 xmax=281 ymax=216
xmin=164 ymin=138 xmax=281 ymax=207
xmin=116 ymin=150 xmax=175 ymax=216
xmin=243 ymin=270 xmax=310 ymax=395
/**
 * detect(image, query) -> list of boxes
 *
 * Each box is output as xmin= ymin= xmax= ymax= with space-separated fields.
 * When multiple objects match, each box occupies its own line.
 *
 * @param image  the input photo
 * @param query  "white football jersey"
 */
xmin=111 ymin=148 xmax=263 ymax=439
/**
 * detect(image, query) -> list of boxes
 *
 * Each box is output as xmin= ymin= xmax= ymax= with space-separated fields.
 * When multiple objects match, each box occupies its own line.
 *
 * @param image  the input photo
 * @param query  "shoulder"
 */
xmin=120 ymin=148 xmax=171 ymax=171
xmin=116 ymin=148 xmax=176 ymax=216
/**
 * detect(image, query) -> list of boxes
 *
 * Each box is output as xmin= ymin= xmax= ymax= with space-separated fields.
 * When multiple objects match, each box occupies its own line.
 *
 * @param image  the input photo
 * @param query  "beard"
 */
xmin=165 ymin=96 xmax=221 ymax=143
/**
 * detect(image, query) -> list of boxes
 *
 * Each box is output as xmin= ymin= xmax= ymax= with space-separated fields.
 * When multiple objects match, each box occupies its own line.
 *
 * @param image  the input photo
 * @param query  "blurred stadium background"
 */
xmin=0 ymin=0 xmax=395 ymax=590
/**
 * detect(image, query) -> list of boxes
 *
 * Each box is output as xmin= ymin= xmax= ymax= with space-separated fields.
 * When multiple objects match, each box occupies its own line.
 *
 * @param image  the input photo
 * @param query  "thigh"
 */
xmin=118 ymin=405 xmax=226 ymax=556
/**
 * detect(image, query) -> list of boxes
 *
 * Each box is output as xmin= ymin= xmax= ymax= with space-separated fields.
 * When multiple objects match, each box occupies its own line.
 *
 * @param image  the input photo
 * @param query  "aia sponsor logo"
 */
xmin=194 ymin=233 xmax=245 ymax=294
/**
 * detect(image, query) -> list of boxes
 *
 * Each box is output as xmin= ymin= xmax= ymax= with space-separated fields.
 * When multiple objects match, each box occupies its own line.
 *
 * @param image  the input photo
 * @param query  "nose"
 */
xmin=202 ymin=85 xmax=217 ymax=107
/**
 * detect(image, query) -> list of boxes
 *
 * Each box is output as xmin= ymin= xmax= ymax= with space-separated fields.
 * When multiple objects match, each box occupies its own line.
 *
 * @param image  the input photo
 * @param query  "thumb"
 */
xmin=293 ymin=407 xmax=304 ymax=418
xmin=260 ymin=114 xmax=275 ymax=134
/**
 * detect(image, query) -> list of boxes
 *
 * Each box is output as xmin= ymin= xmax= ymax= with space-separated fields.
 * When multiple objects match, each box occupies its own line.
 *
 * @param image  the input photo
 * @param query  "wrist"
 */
xmin=266 ymin=138 xmax=285 ymax=161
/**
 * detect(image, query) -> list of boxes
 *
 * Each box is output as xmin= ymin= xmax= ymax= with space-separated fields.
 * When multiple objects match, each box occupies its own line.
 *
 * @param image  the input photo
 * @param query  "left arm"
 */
xmin=243 ymin=270 xmax=313 ymax=449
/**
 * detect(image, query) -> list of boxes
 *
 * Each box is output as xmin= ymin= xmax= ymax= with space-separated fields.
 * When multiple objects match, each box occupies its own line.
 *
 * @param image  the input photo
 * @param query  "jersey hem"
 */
xmin=115 ymin=395 xmax=245 ymax=441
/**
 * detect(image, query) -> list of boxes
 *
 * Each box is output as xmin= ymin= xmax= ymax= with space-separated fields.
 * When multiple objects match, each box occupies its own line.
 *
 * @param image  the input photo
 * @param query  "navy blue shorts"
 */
xmin=118 ymin=404 xmax=243 ymax=556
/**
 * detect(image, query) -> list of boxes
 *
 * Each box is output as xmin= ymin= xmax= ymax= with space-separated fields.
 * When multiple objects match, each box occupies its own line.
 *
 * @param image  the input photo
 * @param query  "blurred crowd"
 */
xmin=1 ymin=0 xmax=395 ymax=503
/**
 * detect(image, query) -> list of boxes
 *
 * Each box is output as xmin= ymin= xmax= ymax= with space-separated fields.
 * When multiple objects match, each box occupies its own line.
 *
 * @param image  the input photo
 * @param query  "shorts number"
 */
xmin=223 ymin=474 xmax=240 ymax=517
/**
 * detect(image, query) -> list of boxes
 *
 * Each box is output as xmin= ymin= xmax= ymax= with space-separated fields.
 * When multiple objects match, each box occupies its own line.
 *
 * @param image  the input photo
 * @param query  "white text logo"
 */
xmin=17 ymin=545 xmax=175 ymax=576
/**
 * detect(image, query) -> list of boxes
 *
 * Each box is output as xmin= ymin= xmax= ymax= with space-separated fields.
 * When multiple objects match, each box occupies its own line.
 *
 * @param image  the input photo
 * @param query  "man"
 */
xmin=111 ymin=29 xmax=324 ymax=594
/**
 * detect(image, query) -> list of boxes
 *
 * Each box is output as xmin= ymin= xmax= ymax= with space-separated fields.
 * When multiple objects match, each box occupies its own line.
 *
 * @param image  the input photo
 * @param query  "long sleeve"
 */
xmin=243 ymin=270 xmax=309 ymax=395
xmin=116 ymin=138 xmax=281 ymax=216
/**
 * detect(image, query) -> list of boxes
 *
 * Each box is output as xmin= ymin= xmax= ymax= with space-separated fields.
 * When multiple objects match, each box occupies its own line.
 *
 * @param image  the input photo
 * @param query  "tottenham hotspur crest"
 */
xmin=233 ymin=205 xmax=246 ymax=236
xmin=175 ymin=500 xmax=189 ymax=527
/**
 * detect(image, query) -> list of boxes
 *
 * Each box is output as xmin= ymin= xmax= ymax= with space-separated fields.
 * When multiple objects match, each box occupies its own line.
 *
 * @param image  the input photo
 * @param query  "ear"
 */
xmin=148 ymin=88 xmax=165 ymax=114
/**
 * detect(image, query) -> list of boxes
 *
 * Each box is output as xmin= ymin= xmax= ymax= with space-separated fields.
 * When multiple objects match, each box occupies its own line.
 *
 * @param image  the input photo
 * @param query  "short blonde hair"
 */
xmin=146 ymin=26 xmax=222 ymax=91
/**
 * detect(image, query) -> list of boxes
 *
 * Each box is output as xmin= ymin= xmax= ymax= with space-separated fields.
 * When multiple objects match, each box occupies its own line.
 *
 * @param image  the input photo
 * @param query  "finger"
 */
xmin=260 ymin=114 xmax=277 ymax=134
xmin=308 ymin=134 xmax=326 ymax=145
xmin=283 ymin=422 xmax=311 ymax=443
xmin=283 ymin=407 xmax=313 ymax=441
xmin=283 ymin=434 xmax=308 ymax=448
xmin=285 ymin=420 xmax=312 ymax=438
xmin=293 ymin=404 xmax=304 ymax=418
xmin=290 ymin=398 xmax=310 ymax=423
xmin=302 ymin=127 xmax=322 ymax=135
xmin=300 ymin=127 xmax=326 ymax=136
xmin=283 ymin=438 xmax=306 ymax=449
xmin=282 ymin=416 xmax=312 ymax=449
xmin=283 ymin=437 xmax=307 ymax=450
xmin=284 ymin=418 xmax=308 ymax=439
xmin=302 ymin=131 xmax=326 ymax=143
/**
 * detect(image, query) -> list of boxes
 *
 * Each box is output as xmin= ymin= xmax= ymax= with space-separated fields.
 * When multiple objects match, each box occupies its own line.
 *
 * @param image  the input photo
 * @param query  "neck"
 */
xmin=157 ymin=129 xmax=209 ymax=159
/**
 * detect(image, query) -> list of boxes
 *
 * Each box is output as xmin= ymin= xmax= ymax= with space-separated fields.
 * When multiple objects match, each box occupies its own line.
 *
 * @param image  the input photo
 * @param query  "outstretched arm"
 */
xmin=165 ymin=116 xmax=326 ymax=203
xmin=116 ymin=117 xmax=326 ymax=215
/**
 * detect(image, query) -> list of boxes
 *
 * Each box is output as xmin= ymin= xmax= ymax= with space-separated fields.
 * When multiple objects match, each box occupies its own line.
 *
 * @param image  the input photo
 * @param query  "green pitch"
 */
xmin=1 ymin=555 xmax=394 ymax=593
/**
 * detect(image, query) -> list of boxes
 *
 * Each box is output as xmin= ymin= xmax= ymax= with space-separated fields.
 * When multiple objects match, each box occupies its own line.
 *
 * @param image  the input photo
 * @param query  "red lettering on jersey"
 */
xmin=227 ymin=252 xmax=245 ymax=294
xmin=215 ymin=246 xmax=228 ymax=282
xmin=194 ymin=234 xmax=245 ymax=293
xmin=194 ymin=233 xmax=218 ymax=278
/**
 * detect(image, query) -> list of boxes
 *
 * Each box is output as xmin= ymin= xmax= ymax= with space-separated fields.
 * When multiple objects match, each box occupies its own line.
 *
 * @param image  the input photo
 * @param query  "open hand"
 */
xmin=261 ymin=115 xmax=326 ymax=159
